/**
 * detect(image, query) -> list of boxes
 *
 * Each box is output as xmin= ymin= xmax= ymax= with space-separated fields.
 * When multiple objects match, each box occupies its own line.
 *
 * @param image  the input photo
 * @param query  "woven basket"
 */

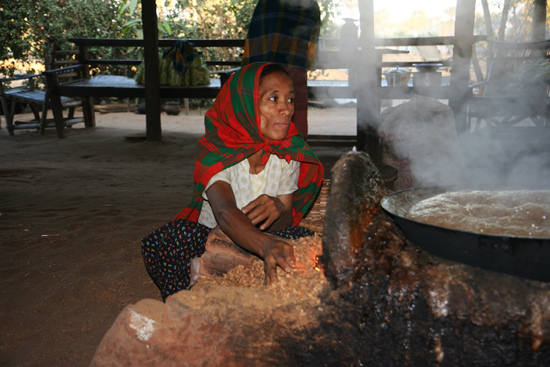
xmin=299 ymin=179 xmax=331 ymax=234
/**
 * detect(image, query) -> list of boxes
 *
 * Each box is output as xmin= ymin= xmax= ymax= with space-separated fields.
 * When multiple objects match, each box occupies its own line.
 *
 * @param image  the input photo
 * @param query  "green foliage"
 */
xmin=2 ymin=0 xmax=340 ymax=78
xmin=1 ymin=0 xmax=134 ymax=77
xmin=507 ymin=59 xmax=550 ymax=95
xmin=156 ymin=0 xmax=256 ymax=69
xmin=484 ymin=0 xmax=550 ymax=41
xmin=0 ymin=2 xmax=33 ymax=76
xmin=113 ymin=0 xmax=259 ymax=72
xmin=317 ymin=0 xmax=342 ymax=38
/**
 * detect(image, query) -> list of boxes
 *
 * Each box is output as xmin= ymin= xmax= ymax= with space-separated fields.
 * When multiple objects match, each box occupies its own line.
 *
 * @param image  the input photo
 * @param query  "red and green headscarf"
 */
xmin=174 ymin=62 xmax=324 ymax=225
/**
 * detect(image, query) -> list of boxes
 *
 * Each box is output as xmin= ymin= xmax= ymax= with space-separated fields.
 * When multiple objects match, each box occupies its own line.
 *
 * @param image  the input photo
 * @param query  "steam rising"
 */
xmin=311 ymin=13 xmax=549 ymax=191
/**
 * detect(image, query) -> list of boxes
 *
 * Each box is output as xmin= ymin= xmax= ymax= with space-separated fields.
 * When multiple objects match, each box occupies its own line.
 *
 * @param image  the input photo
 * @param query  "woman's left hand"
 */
xmin=242 ymin=194 xmax=289 ymax=230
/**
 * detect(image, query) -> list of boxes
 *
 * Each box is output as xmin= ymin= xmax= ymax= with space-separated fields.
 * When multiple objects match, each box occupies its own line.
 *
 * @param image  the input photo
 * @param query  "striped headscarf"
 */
xmin=174 ymin=62 xmax=324 ymax=225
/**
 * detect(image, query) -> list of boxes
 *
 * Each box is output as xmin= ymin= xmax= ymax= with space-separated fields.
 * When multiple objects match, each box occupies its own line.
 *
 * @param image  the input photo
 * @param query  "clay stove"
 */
xmin=91 ymin=152 xmax=550 ymax=367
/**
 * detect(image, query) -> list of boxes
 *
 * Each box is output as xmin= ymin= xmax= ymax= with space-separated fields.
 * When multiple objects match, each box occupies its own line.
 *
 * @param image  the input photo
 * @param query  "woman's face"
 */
xmin=258 ymin=71 xmax=295 ymax=140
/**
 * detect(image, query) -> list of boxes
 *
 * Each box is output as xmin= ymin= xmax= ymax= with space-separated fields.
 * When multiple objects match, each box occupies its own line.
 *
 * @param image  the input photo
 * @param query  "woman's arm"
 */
xmin=205 ymin=181 xmax=296 ymax=284
xmin=241 ymin=193 xmax=293 ymax=231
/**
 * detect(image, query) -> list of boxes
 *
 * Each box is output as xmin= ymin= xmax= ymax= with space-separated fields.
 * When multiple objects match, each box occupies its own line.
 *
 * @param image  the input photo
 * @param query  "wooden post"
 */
xmin=449 ymin=0 xmax=476 ymax=135
xmin=0 ymin=82 xmax=13 ymax=131
xmin=497 ymin=0 xmax=512 ymax=41
xmin=75 ymin=44 xmax=96 ymax=128
xmin=357 ymin=0 xmax=382 ymax=164
xmin=43 ymin=71 xmax=66 ymax=138
xmin=481 ymin=0 xmax=494 ymax=40
xmin=532 ymin=0 xmax=547 ymax=41
xmin=142 ymin=0 xmax=162 ymax=141
xmin=480 ymin=0 xmax=495 ymax=77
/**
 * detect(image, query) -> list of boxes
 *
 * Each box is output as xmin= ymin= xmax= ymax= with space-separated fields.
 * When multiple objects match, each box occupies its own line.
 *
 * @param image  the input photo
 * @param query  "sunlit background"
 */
xmin=335 ymin=0 xmax=544 ymax=39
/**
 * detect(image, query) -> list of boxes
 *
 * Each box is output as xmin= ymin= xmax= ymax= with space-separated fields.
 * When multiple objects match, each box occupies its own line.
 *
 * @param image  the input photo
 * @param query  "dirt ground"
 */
xmin=0 ymin=106 xmax=354 ymax=367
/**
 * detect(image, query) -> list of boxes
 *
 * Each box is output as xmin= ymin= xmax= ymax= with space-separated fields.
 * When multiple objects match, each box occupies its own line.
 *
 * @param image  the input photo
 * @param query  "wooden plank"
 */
xmin=7 ymin=89 xmax=47 ymax=104
xmin=56 ymin=75 xmax=222 ymax=99
xmin=70 ymin=36 xmax=492 ymax=49
xmin=86 ymin=59 xmax=142 ymax=66
xmin=489 ymin=39 xmax=550 ymax=50
xmin=307 ymin=134 xmax=357 ymax=147
xmin=319 ymin=36 xmax=485 ymax=49
xmin=68 ymin=38 xmax=246 ymax=48
xmin=84 ymin=59 xmax=242 ymax=68
xmin=55 ymin=74 xmax=456 ymax=101
xmin=53 ymin=60 xmax=80 ymax=67
xmin=55 ymin=50 xmax=80 ymax=56
xmin=68 ymin=37 xmax=489 ymax=63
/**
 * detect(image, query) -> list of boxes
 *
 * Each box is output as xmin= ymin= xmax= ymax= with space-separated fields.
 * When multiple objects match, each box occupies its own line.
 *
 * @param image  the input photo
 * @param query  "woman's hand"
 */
xmin=206 ymin=182 xmax=296 ymax=284
xmin=241 ymin=194 xmax=285 ymax=230
xmin=261 ymin=237 xmax=296 ymax=285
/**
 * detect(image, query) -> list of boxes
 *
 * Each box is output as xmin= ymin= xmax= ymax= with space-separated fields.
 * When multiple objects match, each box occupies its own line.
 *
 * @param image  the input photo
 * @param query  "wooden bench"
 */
xmin=0 ymin=41 xmax=92 ymax=135
xmin=0 ymin=74 xmax=85 ymax=135
xmin=41 ymin=39 xmax=231 ymax=137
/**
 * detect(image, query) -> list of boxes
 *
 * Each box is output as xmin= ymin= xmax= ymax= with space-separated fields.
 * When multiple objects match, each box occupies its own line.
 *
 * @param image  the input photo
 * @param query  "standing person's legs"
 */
xmin=285 ymin=67 xmax=308 ymax=139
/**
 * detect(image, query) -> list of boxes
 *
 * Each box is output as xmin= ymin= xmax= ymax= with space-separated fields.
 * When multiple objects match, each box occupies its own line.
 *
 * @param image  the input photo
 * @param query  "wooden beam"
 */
xmin=141 ymin=0 xmax=162 ymax=141
xmin=68 ymin=38 xmax=247 ymax=48
xmin=533 ymin=0 xmax=547 ymax=41
xmin=357 ymin=0 xmax=382 ymax=164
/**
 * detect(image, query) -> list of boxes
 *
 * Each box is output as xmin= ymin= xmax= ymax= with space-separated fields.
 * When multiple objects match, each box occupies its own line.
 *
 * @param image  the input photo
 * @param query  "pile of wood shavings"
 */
xmin=196 ymin=234 xmax=328 ymax=303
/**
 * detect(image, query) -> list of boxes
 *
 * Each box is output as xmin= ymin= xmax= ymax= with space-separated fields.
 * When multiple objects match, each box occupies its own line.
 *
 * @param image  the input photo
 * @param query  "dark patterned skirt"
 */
xmin=141 ymin=219 xmax=314 ymax=300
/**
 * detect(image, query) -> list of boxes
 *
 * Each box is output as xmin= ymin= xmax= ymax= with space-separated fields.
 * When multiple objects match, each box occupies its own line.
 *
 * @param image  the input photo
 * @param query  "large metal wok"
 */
xmin=381 ymin=188 xmax=550 ymax=282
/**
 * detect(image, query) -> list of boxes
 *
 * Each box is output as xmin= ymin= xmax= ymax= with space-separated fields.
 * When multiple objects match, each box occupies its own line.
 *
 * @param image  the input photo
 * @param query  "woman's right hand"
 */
xmin=261 ymin=238 xmax=296 ymax=285
xmin=242 ymin=194 xmax=286 ymax=230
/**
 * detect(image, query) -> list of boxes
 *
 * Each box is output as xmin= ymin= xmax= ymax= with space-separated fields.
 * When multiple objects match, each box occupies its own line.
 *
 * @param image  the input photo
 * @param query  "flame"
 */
xmin=314 ymin=255 xmax=324 ymax=273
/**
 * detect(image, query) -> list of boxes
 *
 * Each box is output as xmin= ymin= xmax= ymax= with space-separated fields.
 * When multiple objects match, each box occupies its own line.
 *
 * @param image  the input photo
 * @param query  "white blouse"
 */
xmin=198 ymin=155 xmax=300 ymax=228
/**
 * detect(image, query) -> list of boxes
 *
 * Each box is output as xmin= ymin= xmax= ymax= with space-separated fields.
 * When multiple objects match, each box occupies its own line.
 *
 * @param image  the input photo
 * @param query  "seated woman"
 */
xmin=142 ymin=62 xmax=324 ymax=300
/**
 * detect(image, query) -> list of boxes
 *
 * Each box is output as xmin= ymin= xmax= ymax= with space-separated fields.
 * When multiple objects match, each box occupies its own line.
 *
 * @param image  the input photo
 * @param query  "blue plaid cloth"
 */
xmin=163 ymin=40 xmax=196 ymax=75
xmin=241 ymin=0 xmax=320 ymax=70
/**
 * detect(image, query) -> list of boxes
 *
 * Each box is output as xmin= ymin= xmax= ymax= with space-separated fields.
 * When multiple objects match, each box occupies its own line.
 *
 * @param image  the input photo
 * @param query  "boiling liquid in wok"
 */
xmin=408 ymin=190 xmax=550 ymax=238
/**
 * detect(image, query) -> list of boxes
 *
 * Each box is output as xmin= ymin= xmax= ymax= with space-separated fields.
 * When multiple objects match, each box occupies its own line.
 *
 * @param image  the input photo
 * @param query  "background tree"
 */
xmin=1 ymin=0 xmax=341 ymax=78
xmin=1 ymin=0 xmax=134 ymax=78
xmin=1 ymin=1 xmax=37 ymax=77
xmin=485 ymin=0 xmax=549 ymax=41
